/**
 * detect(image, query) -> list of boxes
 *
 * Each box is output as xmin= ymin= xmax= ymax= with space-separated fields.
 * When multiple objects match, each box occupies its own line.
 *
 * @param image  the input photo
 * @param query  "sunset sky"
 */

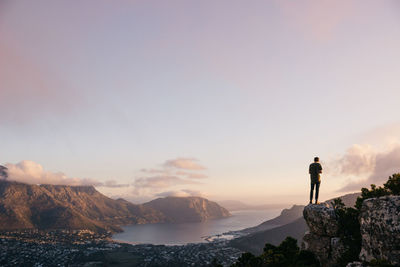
xmin=1 ymin=0 xmax=400 ymax=205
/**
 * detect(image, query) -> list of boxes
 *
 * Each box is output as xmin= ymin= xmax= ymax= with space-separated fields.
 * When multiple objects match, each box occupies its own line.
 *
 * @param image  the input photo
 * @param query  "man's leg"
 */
xmin=315 ymin=182 xmax=320 ymax=204
xmin=310 ymin=182 xmax=315 ymax=204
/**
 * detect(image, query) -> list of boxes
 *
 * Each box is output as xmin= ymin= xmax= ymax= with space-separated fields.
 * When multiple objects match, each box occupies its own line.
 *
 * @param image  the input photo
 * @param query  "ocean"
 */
xmin=112 ymin=209 xmax=281 ymax=245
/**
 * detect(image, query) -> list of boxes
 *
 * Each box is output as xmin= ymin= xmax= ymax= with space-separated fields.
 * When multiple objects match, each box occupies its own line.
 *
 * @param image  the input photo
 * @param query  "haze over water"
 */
xmin=113 ymin=209 xmax=281 ymax=245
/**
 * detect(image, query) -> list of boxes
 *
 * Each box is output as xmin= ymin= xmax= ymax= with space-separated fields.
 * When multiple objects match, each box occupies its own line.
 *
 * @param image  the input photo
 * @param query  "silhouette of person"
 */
xmin=309 ymin=157 xmax=322 ymax=204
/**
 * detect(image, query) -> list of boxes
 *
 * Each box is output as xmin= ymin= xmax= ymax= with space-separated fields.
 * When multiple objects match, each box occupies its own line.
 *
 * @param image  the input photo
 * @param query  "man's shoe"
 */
xmin=315 ymin=201 xmax=319 ymax=204
xmin=309 ymin=201 xmax=312 ymax=205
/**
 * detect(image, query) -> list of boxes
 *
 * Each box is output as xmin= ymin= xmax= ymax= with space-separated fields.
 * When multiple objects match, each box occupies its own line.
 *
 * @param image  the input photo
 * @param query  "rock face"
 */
xmin=303 ymin=203 xmax=339 ymax=236
xmin=143 ymin=196 xmax=231 ymax=223
xmin=301 ymin=203 xmax=344 ymax=266
xmin=359 ymin=196 xmax=400 ymax=265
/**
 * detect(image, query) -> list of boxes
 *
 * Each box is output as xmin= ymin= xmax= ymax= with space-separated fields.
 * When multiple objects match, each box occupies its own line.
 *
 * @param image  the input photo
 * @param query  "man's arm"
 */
xmin=319 ymin=164 xmax=322 ymax=173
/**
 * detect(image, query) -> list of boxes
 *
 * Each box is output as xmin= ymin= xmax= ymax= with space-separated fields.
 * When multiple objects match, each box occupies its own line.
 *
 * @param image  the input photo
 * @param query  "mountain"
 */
xmin=230 ymin=217 xmax=308 ymax=255
xmin=325 ymin=192 xmax=360 ymax=207
xmin=241 ymin=204 xmax=305 ymax=234
xmin=143 ymin=196 xmax=231 ymax=223
xmin=0 ymin=180 xmax=166 ymax=233
xmin=0 ymin=180 xmax=230 ymax=233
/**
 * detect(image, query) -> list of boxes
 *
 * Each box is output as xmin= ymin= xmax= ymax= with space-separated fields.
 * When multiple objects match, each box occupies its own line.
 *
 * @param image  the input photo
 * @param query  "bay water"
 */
xmin=112 ymin=209 xmax=281 ymax=245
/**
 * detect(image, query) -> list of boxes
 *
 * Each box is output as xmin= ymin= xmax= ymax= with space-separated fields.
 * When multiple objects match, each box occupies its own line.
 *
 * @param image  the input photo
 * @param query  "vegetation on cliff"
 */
xmin=332 ymin=173 xmax=400 ymax=265
xmin=230 ymin=237 xmax=319 ymax=267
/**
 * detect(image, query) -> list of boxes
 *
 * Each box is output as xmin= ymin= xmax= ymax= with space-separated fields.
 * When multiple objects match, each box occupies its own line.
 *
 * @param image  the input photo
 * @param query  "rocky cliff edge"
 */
xmin=302 ymin=196 xmax=400 ymax=266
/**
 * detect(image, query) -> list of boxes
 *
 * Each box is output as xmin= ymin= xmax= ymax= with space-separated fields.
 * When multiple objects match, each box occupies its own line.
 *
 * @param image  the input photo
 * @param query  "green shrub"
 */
xmin=332 ymin=198 xmax=361 ymax=266
xmin=383 ymin=173 xmax=400 ymax=195
xmin=231 ymin=237 xmax=319 ymax=267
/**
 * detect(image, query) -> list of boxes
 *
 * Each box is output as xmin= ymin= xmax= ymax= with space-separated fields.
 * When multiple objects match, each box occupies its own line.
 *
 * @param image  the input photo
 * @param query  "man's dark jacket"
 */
xmin=309 ymin=162 xmax=322 ymax=183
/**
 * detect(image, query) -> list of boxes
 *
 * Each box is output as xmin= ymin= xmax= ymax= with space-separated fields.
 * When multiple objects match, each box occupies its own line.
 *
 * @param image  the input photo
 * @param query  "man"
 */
xmin=309 ymin=157 xmax=322 ymax=204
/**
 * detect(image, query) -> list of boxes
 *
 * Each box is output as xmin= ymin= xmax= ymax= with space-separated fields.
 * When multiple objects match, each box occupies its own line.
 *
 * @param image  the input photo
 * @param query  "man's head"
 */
xmin=314 ymin=157 xmax=319 ymax=162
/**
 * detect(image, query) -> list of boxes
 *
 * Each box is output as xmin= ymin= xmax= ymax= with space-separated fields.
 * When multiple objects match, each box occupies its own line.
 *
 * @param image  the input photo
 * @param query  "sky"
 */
xmin=1 ymin=0 xmax=400 ymax=205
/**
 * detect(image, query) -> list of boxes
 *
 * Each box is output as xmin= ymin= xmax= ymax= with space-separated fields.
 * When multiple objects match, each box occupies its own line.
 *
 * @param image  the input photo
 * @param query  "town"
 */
xmin=0 ymin=230 xmax=242 ymax=266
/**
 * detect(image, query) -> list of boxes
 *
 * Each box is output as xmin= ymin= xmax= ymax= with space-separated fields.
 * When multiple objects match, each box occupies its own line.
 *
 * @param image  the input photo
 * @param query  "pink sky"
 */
xmin=1 ymin=0 xmax=400 ymax=205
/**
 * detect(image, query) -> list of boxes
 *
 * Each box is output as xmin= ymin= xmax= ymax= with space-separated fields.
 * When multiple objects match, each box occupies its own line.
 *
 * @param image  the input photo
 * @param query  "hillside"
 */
xmin=241 ymin=204 xmax=305 ymax=234
xmin=0 ymin=180 xmax=230 ymax=233
xmin=143 ymin=196 xmax=231 ymax=223
xmin=230 ymin=217 xmax=308 ymax=255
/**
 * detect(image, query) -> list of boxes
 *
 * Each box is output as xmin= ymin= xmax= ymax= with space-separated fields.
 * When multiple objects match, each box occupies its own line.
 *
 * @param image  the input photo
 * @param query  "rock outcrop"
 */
xmin=303 ymin=196 xmax=400 ymax=266
xmin=301 ymin=203 xmax=344 ymax=267
xmin=359 ymin=196 xmax=400 ymax=265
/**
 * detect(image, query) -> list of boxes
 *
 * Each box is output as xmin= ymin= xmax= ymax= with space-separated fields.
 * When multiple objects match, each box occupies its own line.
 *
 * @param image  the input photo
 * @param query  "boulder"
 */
xmin=359 ymin=196 xmax=400 ymax=265
xmin=302 ymin=232 xmax=331 ymax=266
xmin=303 ymin=203 xmax=339 ymax=237
xmin=301 ymin=203 xmax=344 ymax=266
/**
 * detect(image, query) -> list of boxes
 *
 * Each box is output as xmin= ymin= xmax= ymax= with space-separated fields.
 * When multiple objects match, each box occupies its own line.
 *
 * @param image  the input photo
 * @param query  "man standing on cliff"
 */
xmin=309 ymin=157 xmax=322 ymax=204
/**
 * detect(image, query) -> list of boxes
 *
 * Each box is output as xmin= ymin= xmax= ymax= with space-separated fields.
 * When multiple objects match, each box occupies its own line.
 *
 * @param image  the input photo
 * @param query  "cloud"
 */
xmin=98 ymin=180 xmax=130 ymax=188
xmin=140 ymin=168 xmax=170 ymax=175
xmin=131 ymin=157 xmax=207 ymax=199
xmin=134 ymin=175 xmax=199 ymax=189
xmin=335 ymin=143 xmax=400 ymax=191
xmin=4 ymin=160 xmax=101 ymax=186
xmin=155 ymin=189 xmax=204 ymax=198
xmin=175 ymin=171 xmax=208 ymax=179
xmin=2 ymin=160 xmax=129 ymax=188
xmin=164 ymin=158 xmax=206 ymax=170
xmin=334 ymin=144 xmax=376 ymax=176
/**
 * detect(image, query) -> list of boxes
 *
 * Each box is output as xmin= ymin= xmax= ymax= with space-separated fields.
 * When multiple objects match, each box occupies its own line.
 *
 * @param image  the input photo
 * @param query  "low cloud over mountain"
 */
xmin=1 ymin=157 xmax=208 ymax=202
xmin=1 ymin=160 xmax=127 ymax=188
xmin=155 ymin=189 xmax=204 ymax=198
xmin=131 ymin=158 xmax=208 ymax=200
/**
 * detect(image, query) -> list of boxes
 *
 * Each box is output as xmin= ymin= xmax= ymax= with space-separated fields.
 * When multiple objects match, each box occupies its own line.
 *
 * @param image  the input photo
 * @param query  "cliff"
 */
xmin=359 ymin=196 xmax=400 ymax=265
xmin=302 ymin=196 xmax=400 ymax=266
xmin=302 ymin=203 xmax=343 ymax=266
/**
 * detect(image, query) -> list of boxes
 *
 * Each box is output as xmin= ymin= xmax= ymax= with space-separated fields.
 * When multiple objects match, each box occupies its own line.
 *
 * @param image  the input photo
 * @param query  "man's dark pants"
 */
xmin=310 ymin=181 xmax=320 ymax=202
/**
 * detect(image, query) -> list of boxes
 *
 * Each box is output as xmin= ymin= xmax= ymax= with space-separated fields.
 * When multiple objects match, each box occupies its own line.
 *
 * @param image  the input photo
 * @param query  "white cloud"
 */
xmin=335 ymin=144 xmax=376 ymax=176
xmin=164 ymin=158 xmax=206 ymax=170
xmin=133 ymin=175 xmax=199 ymax=189
xmin=175 ymin=171 xmax=208 ymax=179
xmin=99 ymin=180 xmax=130 ymax=188
xmin=4 ymin=160 xmax=101 ymax=186
xmin=155 ymin=189 xmax=204 ymax=198
xmin=3 ymin=160 xmax=128 ymax=188
xmin=335 ymin=143 xmax=400 ymax=191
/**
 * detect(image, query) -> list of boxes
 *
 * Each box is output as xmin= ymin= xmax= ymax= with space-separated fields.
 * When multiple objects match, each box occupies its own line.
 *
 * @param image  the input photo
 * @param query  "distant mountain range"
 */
xmin=0 ymin=180 xmax=230 ymax=233
xmin=217 ymin=200 xmax=287 ymax=211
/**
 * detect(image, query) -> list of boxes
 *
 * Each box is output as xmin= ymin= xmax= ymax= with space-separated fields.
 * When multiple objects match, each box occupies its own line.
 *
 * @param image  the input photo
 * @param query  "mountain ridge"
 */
xmin=0 ymin=180 xmax=230 ymax=233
